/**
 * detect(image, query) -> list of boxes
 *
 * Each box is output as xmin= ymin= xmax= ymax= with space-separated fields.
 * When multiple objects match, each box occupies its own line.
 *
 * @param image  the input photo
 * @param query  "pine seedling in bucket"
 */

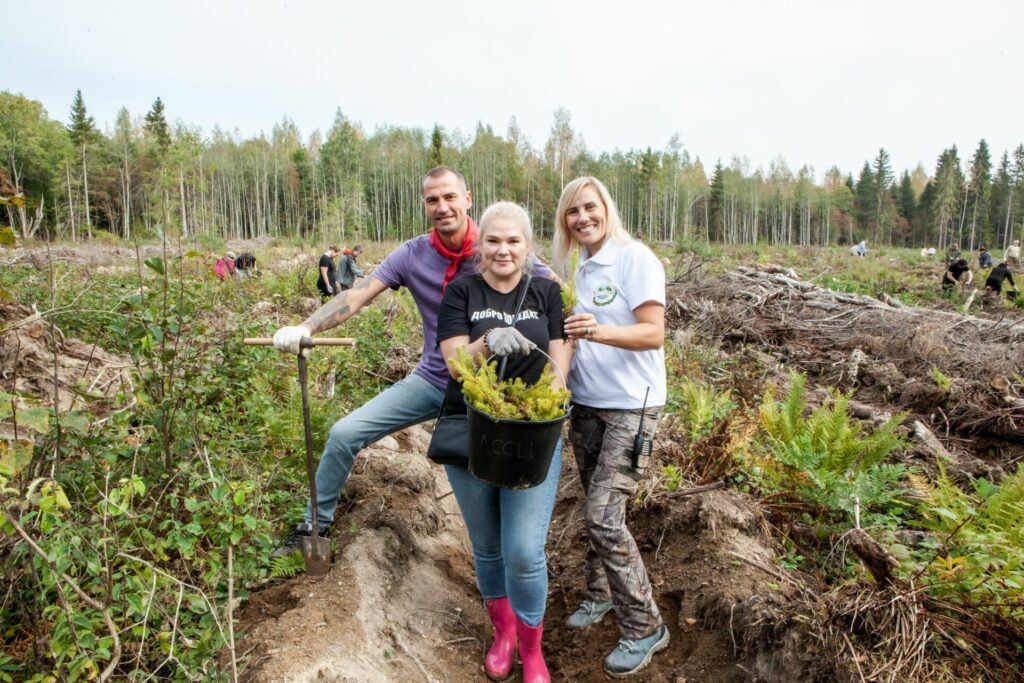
xmin=448 ymin=347 xmax=571 ymax=488
xmin=448 ymin=347 xmax=570 ymax=420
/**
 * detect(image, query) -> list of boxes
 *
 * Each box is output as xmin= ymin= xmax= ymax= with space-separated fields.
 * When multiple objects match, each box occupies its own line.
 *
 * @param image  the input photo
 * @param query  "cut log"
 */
xmin=846 ymin=528 xmax=899 ymax=587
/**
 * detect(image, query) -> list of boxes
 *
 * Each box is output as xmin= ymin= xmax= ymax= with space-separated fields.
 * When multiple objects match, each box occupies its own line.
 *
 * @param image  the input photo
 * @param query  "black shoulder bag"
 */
xmin=427 ymin=276 xmax=532 ymax=466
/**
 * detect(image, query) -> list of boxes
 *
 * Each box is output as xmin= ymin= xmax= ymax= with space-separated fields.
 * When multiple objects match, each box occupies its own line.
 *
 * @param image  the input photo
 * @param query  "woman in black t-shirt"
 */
xmin=436 ymin=202 xmax=571 ymax=683
xmin=316 ymin=245 xmax=340 ymax=299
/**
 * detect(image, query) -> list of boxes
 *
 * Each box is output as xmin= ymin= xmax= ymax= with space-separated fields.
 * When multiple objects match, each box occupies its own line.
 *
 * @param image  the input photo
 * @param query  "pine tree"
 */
xmin=933 ymin=146 xmax=966 ymax=249
xmin=854 ymin=161 xmax=876 ymax=237
xmin=708 ymin=160 xmax=726 ymax=241
xmin=967 ymin=139 xmax=992 ymax=250
xmin=898 ymin=171 xmax=915 ymax=224
xmin=144 ymin=97 xmax=171 ymax=152
xmin=67 ymin=89 xmax=97 ymax=239
xmin=872 ymin=148 xmax=894 ymax=243
xmin=989 ymin=152 xmax=1013 ymax=248
xmin=429 ymin=124 xmax=444 ymax=167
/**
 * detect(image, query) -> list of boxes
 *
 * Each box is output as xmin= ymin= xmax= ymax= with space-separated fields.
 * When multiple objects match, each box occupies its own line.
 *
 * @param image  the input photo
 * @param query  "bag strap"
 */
xmin=497 ymin=274 xmax=532 ymax=381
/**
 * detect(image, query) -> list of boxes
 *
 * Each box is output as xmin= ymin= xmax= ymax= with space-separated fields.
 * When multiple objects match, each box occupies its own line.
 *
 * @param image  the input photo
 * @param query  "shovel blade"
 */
xmin=301 ymin=535 xmax=332 ymax=576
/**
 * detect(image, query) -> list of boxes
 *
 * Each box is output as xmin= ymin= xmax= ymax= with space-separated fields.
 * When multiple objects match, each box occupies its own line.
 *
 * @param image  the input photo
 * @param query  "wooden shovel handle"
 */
xmin=243 ymin=337 xmax=356 ymax=347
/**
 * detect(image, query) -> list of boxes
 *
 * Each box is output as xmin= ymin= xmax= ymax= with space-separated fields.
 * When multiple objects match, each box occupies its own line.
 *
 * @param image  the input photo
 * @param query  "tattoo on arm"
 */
xmin=303 ymin=276 xmax=375 ymax=334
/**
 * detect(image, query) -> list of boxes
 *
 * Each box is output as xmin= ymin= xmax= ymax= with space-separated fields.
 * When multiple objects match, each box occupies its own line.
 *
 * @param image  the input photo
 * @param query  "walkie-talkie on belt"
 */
xmin=632 ymin=387 xmax=654 ymax=468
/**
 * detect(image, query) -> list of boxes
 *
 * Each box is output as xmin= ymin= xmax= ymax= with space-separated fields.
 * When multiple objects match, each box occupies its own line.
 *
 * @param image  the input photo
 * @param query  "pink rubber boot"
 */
xmin=484 ymin=598 xmax=517 ymax=681
xmin=516 ymin=618 xmax=550 ymax=683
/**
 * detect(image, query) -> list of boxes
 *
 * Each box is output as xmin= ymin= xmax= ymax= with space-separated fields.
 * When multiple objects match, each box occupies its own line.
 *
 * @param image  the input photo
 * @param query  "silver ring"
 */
xmin=586 ymin=326 xmax=592 ymax=337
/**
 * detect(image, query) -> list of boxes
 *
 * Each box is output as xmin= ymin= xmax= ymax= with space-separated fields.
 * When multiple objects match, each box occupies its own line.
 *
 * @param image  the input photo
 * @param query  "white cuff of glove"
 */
xmin=272 ymin=324 xmax=312 ymax=356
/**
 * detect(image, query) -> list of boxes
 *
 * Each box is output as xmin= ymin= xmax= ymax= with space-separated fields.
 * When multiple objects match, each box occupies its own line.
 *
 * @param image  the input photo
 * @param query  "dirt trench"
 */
xmin=236 ymin=425 xmax=830 ymax=683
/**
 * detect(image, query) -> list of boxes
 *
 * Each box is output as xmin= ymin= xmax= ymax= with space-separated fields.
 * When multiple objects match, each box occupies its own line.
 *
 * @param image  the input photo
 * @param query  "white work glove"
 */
xmin=325 ymin=284 xmax=334 ymax=295
xmin=273 ymin=325 xmax=312 ymax=356
xmin=486 ymin=327 xmax=535 ymax=357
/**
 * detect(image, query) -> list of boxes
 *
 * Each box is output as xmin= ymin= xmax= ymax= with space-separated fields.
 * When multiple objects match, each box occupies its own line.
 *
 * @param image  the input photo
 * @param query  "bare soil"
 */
xmin=234 ymin=423 xmax=828 ymax=683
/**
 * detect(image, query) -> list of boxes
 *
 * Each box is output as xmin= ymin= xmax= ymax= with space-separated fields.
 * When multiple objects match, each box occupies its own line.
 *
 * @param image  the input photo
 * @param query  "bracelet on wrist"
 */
xmin=482 ymin=328 xmax=492 ymax=351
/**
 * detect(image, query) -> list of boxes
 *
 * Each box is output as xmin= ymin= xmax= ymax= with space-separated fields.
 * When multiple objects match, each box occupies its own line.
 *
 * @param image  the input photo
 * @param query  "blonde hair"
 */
xmin=553 ymin=176 xmax=632 ymax=274
xmin=476 ymin=201 xmax=534 ymax=275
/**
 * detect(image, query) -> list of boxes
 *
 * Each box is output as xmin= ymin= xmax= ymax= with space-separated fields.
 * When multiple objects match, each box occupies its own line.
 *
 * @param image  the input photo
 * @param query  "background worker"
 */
xmin=269 ymin=167 xmax=553 ymax=558
xmin=214 ymin=251 xmax=237 ymax=281
xmin=943 ymin=258 xmax=973 ymax=295
xmin=235 ymin=252 xmax=257 ymax=279
xmin=978 ymin=245 xmax=993 ymax=269
xmin=985 ymin=262 xmax=1016 ymax=298
xmin=337 ymin=245 xmax=366 ymax=291
xmin=316 ymin=245 xmax=341 ymax=300
xmin=1006 ymin=239 xmax=1021 ymax=271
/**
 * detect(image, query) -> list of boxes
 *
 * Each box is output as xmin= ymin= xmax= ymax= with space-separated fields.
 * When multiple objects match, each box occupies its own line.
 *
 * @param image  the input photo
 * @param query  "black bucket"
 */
xmin=466 ymin=403 xmax=569 ymax=489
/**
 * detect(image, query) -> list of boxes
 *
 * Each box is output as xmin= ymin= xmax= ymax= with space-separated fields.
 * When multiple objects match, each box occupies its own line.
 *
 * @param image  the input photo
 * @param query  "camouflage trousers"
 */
xmin=568 ymin=403 xmax=663 ymax=640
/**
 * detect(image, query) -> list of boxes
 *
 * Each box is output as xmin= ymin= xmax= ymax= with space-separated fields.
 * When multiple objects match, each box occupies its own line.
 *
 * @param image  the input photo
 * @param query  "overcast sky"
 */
xmin=7 ymin=0 xmax=1022 ymax=179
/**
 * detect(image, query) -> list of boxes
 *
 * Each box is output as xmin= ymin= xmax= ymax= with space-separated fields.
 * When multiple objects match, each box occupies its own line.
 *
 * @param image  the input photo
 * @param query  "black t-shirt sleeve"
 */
xmin=437 ymin=277 xmax=472 ymax=343
xmin=318 ymin=254 xmax=331 ymax=269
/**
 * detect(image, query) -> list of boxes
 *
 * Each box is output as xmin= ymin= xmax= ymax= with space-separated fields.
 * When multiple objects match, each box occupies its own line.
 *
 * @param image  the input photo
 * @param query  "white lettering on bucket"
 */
xmin=479 ymin=433 xmax=534 ymax=460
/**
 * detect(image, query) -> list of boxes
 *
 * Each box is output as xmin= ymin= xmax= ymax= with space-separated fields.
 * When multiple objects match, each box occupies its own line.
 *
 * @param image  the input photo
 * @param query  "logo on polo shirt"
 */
xmin=593 ymin=281 xmax=617 ymax=306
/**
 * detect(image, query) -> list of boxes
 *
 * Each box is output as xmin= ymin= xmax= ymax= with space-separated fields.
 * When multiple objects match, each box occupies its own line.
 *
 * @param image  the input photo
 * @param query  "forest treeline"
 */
xmin=2 ymin=89 xmax=1023 ymax=250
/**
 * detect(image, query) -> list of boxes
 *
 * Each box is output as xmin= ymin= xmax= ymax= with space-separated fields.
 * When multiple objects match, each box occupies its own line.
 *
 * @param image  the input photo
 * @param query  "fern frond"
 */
xmin=270 ymin=552 xmax=305 ymax=578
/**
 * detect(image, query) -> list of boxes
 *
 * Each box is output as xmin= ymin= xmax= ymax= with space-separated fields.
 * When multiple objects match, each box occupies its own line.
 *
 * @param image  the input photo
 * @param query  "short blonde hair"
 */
xmin=553 ymin=176 xmax=632 ymax=274
xmin=476 ymin=201 xmax=534 ymax=274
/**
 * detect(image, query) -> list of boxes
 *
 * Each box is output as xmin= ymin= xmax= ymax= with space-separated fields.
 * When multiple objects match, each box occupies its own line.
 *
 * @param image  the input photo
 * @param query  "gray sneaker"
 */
xmin=603 ymin=624 xmax=670 ymax=678
xmin=566 ymin=600 xmax=614 ymax=630
xmin=270 ymin=522 xmax=331 ymax=559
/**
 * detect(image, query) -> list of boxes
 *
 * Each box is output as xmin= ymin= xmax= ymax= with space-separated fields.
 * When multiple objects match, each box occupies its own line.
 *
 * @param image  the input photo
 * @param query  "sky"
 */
xmin=7 ymin=0 xmax=1023 ymax=179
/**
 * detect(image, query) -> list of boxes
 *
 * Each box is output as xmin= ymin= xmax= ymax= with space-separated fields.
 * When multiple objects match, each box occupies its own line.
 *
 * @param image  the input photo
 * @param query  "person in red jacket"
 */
xmin=214 ymin=251 xmax=237 ymax=281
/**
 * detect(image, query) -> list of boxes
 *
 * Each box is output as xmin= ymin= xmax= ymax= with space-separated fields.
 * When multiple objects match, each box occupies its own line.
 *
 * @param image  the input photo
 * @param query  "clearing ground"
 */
xmin=6 ymin=243 xmax=1023 ymax=681
xmin=234 ymin=258 xmax=1024 ymax=682
xmin=234 ymin=427 xmax=817 ymax=683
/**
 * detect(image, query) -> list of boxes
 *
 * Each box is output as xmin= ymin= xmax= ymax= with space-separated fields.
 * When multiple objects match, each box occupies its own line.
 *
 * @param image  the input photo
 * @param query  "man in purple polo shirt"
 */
xmin=270 ymin=166 xmax=551 ymax=557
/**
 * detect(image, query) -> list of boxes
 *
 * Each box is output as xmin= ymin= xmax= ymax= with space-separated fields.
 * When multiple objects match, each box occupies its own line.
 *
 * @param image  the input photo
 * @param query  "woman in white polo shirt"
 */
xmin=553 ymin=176 xmax=669 ymax=678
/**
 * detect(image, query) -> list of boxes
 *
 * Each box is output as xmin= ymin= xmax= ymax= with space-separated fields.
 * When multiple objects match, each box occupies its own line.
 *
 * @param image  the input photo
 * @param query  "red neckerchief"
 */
xmin=429 ymin=216 xmax=478 ymax=293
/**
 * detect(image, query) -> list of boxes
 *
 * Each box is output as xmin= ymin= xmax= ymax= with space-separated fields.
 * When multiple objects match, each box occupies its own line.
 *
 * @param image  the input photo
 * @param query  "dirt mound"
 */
xmin=0 ymin=304 xmax=133 ymax=425
xmin=237 ymin=432 xmax=487 ymax=683
xmin=236 ymin=424 xmax=834 ymax=682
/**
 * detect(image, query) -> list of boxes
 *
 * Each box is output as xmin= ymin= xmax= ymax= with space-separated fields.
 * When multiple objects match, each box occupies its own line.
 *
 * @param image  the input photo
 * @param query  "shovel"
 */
xmin=244 ymin=336 xmax=356 ymax=575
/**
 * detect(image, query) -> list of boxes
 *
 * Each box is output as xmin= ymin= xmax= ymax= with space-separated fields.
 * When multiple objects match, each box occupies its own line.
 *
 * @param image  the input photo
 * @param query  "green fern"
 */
xmin=674 ymin=378 xmax=735 ymax=441
xmin=759 ymin=372 xmax=909 ymax=521
xmin=270 ymin=552 xmax=305 ymax=578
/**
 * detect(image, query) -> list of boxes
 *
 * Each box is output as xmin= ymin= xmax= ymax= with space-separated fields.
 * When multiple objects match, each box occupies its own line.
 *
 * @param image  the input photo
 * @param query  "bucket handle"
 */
xmin=485 ymin=346 xmax=570 ymax=411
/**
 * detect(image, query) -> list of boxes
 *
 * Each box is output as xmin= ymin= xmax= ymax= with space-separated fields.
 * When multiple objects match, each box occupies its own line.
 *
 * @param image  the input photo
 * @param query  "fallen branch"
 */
xmin=844 ymin=528 xmax=899 ymax=587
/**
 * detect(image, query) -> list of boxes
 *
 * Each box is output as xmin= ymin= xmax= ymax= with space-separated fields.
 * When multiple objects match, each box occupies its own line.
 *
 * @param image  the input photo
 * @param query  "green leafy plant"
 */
xmin=758 ymin=372 xmax=910 ymax=523
xmin=672 ymin=378 xmax=735 ymax=441
xmin=560 ymin=250 xmax=579 ymax=316
xmin=270 ymin=552 xmax=305 ymax=579
xmin=661 ymin=464 xmax=683 ymax=492
xmin=912 ymin=466 xmax=1024 ymax=616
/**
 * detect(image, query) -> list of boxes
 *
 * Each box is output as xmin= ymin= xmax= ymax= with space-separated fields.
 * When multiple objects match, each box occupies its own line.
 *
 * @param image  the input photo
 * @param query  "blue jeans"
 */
xmin=306 ymin=374 xmax=444 ymax=527
xmin=444 ymin=440 xmax=562 ymax=627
